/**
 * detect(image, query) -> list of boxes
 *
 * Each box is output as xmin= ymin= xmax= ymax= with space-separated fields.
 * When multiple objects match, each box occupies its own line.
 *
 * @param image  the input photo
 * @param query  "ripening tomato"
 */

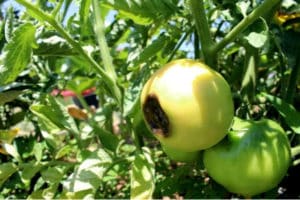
xmin=140 ymin=59 xmax=234 ymax=152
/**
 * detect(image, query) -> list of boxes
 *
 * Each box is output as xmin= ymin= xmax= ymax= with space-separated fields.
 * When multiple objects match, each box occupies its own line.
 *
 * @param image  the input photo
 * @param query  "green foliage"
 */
xmin=0 ymin=23 xmax=36 ymax=85
xmin=102 ymin=0 xmax=179 ymax=25
xmin=130 ymin=147 xmax=155 ymax=199
xmin=0 ymin=0 xmax=299 ymax=199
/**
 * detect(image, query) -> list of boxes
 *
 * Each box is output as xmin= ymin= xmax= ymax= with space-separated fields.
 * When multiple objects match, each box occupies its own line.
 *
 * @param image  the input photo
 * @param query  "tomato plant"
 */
xmin=0 ymin=0 xmax=299 ymax=199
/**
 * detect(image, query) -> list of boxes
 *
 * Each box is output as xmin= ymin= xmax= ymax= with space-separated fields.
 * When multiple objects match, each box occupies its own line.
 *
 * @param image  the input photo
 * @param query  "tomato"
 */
xmin=162 ymin=145 xmax=199 ymax=163
xmin=203 ymin=118 xmax=292 ymax=197
xmin=140 ymin=59 xmax=234 ymax=152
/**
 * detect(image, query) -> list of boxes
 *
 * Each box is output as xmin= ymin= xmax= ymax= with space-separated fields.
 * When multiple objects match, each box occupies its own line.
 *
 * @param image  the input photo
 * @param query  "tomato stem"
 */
xmin=212 ymin=0 xmax=281 ymax=55
xmin=92 ymin=0 xmax=119 ymax=86
xmin=189 ymin=0 xmax=215 ymax=67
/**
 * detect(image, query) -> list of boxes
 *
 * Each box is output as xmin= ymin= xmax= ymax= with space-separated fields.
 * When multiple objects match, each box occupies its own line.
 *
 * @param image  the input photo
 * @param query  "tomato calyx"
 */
xmin=142 ymin=94 xmax=170 ymax=137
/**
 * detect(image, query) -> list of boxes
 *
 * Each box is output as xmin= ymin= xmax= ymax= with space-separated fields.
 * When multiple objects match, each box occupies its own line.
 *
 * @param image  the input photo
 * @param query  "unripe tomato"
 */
xmin=141 ymin=59 xmax=234 ymax=152
xmin=162 ymin=145 xmax=199 ymax=163
xmin=203 ymin=118 xmax=291 ymax=197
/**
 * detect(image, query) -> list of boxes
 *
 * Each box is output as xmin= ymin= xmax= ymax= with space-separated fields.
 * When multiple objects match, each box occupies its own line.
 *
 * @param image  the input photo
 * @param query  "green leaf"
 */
xmin=80 ymin=0 xmax=92 ymax=25
xmin=236 ymin=1 xmax=250 ymax=18
xmin=42 ymin=167 xmax=65 ymax=184
xmin=102 ymin=0 xmax=178 ymax=25
xmin=0 ymin=23 xmax=36 ymax=85
xmin=282 ymin=0 xmax=297 ymax=9
xmin=291 ymin=145 xmax=300 ymax=158
xmin=30 ymin=104 xmax=66 ymax=130
xmin=34 ymin=35 xmax=76 ymax=56
xmin=131 ymin=34 xmax=170 ymax=67
xmin=30 ymin=95 xmax=78 ymax=133
xmin=91 ymin=123 xmax=120 ymax=152
xmin=0 ymin=162 xmax=18 ymax=187
xmin=28 ymin=183 xmax=60 ymax=199
xmin=42 ymin=183 xmax=60 ymax=199
xmin=66 ymin=76 xmax=96 ymax=94
xmin=0 ymin=90 xmax=23 ymax=105
xmin=4 ymin=7 xmax=15 ymax=42
xmin=2 ymin=143 xmax=22 ymax=162
xmin=0 ymin=128 xmax=18 ymax=143
xmin=242 ymin=18 xmax=269 ymax=49
xmin=21 ymin=162 xmax=43 ymax=187
xmin=130 ymin=147 xmax=155 ymax=200
xmin=262 ymin=93 xmax=300 ymax=134
xmin=245 ymin=32 xmax=268 ymax=49
xmin=28 ymin=190 xmax=44 ymax=199
xmin=33 ymin=142 xmax=44 ymax=162
xmin=62 ymin=149 xmax=112 ymax=198
xmin=55 ymin=145 xmax=73 ymax=159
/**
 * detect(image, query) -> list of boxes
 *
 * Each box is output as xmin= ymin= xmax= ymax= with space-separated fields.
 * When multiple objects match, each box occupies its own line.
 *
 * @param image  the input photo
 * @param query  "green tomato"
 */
xmin=162 ymin=144 xmax=199 ymax=163
xmin=141 ymin=59 xmax=234 ymax=152
xmin=203 ymin=118 xmax=292 ymax=197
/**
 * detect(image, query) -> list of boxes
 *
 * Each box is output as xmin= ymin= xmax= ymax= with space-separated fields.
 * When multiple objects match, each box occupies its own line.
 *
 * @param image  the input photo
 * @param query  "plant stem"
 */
xmin=194 ymin=30 xmax=200 ymax=59
xmin=15 ymin=0 xmax=122 ymax=104
xmin=189 ymin=0 xmax=215 ymax=67
xmin=211 ymin=0 xmax=281 ymax=54
xmin=285 ymin=54 xmax=300 ymax=104
xmin=92 ymin=0 xmax=118 ymax=82
xmin=167 ymin=29 xmax=191 ymax=62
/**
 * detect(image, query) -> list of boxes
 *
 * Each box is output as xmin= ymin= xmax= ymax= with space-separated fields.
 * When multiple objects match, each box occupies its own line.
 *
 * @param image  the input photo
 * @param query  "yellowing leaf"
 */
xmin=0 ymin=128 xmax=19 ymax=143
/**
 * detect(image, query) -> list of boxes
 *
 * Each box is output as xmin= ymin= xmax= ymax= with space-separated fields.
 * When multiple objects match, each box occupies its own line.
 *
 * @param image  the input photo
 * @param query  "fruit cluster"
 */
xmin=140 ymin=59 xmax=291 ymax=197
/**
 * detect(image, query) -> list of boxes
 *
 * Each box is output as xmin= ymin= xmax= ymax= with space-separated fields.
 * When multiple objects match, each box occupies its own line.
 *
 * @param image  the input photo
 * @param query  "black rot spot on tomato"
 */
xmin=142 ymin=94 xmax=170 ymax=137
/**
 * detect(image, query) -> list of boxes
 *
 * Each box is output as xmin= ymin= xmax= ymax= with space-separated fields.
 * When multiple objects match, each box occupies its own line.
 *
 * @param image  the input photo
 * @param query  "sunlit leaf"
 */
xmin=130 ymin=34 xmax=170 ymax=67
xmin=33 ymin=142 xmax=43 ymax=162
xmin=55 ymin=144 xmax=74 ymax=159
xmin=4 ymin=7 xmax=15 ymax=42
xmin=2 ymin=143 xmax=22 ymax=161
xmin=21 ymin=162 xmax=43 ymax=187
xmin=236 ymin=1 xmax=250 ymax=18
xmin=62 ymin=149 xmax=112 ymax=198
xmin=66 ymin=76 xmax=96 ymax=94
xmin=245 ymin=32 xmax=268 ymax=48
xmin=291 ymin=145 xmax=300 ymax=158
xmin=80 ymin=0 xmax=92 ymax=25
xmin=102 ymin=0 xmax=179 ymax=25
xmin=242 ymin=18 xmax=269 ymax=49
xmin=30 ymin=95 xmax=79 ymax=133
xmin=0 ymin=163 xmax=18 ymax=187
xmin=0 ymin=23 xmax=36 ymax=85
xmin=130 ymin=147 xmax=155 ymax=200
xmin=34 ymin=35 xmax=76 ymax=56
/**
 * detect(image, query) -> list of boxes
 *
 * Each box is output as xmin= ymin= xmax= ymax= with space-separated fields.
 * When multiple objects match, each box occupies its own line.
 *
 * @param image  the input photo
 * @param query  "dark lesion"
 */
xmin=142 ymin=94 xmax=170 ymax=137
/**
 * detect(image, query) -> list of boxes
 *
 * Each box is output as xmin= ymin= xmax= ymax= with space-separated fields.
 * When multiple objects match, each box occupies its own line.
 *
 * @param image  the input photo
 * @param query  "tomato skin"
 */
xmin=140 ymin=59 xmax=234 ymax=152
xmin=162 ymin=145 xmax=199 ymax=163
xmin=203 ymin=118 xmax=292 ymax=197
